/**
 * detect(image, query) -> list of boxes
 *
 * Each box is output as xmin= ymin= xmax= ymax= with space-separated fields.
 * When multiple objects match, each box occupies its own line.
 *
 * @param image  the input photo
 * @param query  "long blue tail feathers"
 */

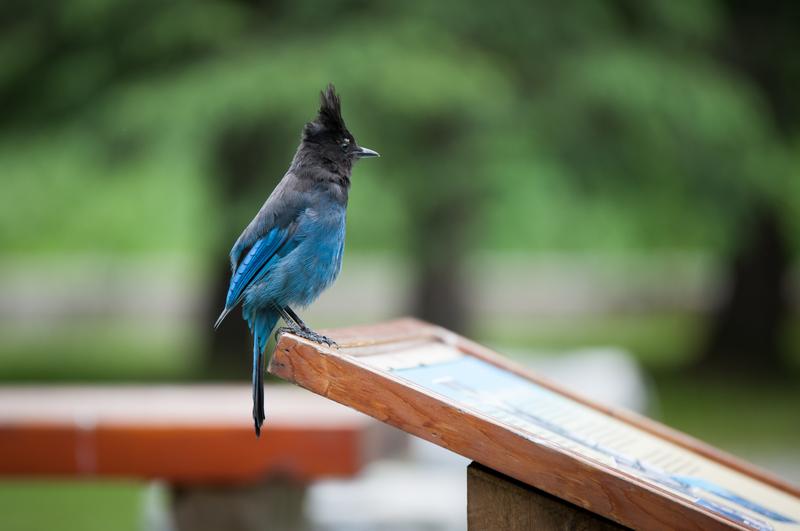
xmin=248 ymin=310 xmax=279 ymax=437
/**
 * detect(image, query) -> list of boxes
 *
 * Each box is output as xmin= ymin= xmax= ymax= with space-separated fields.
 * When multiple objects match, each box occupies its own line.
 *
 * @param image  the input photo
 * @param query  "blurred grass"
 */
xmin=1 ymin=312 xmax=797 ymax=379
xmin=485 ymin=314 xmax=800 ymax=369
xmin=0 ymin=481 xmax=144 ymax=531
xmin=0 ymin=321 xmax=200 ymax=381
xmin=652 ymin=372 xmax=800 ymax=454
xmin=480 ymin=313 xmax=702 ymax=370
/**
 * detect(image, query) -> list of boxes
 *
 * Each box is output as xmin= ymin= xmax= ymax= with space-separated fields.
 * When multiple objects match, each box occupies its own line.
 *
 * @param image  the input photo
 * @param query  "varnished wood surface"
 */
xmin=269 ymin=318 xmax=800 ymax=530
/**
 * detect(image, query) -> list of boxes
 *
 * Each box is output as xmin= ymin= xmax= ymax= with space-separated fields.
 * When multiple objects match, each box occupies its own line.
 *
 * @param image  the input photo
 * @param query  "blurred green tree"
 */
xmin=1 ymin=0 xmax=798 ymax=373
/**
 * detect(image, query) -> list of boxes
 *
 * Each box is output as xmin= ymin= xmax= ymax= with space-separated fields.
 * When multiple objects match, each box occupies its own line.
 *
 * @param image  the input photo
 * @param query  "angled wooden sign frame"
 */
xmin=269 ymin=319 xmax=800 ymax=531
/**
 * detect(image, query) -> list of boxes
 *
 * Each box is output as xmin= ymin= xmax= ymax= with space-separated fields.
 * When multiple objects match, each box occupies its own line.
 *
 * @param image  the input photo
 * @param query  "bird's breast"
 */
xmin=284 ymin=206 xmax=346 ymax=306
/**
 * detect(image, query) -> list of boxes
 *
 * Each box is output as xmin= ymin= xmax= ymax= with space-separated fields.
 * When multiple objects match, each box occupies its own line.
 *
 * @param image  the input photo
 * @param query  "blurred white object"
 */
xmin=307 ymin=460 xmax=466 ymax=531
xmin=524 ymin=347 xmax=650 ymax=413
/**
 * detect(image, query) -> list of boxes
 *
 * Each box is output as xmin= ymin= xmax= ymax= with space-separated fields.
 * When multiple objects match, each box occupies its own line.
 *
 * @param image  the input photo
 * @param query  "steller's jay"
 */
xmin=214 ymin=84 xmax=379 ymax=436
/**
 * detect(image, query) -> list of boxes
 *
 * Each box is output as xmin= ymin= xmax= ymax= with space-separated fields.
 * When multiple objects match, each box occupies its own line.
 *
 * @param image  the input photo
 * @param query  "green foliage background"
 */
xmin=1 ymin=3 xmax=799 ymax=528
xmin=2 ymin=0 xmax=798 ymax=259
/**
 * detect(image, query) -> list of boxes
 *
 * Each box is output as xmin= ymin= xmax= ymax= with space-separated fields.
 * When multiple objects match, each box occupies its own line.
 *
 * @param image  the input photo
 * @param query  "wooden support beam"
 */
xmin=467 ymin=462 xmax=627 ymax=530
xmin=172 ymin=478 xmax=308 ymax=531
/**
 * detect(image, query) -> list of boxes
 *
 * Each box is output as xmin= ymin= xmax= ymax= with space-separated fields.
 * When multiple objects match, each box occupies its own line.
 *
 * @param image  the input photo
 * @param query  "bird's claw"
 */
xmin=296 ymin=328 xmax=338 ymax=348
xmin=275 ymin=326 xmax=338 ymax=348
xmin=275 ymin=326 xmax=294 ymax=342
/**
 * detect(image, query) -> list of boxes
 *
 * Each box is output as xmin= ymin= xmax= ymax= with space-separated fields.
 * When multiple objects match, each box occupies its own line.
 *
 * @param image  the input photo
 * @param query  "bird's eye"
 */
xmin=340 ymin=138 xmax=350 ymax=150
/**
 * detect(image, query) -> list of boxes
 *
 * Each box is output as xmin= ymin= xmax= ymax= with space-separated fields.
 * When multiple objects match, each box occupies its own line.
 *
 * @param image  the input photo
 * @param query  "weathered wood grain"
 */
xmin=297 ymin=318 xmax=799 ymax=498
xmin=269 ymin=319 xmax=787 ymax=530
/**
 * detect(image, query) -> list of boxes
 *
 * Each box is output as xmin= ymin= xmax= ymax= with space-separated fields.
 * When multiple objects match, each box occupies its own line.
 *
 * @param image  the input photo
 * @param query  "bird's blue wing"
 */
xmin=225 ymin=227 xmax=288 ymax=309
xmin=214 ymin=226 xmax=293 ymax=330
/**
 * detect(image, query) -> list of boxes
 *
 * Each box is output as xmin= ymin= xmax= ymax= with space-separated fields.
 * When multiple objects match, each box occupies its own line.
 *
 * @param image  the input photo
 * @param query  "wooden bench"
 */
xmin=0 ymin=385 xmax=402 ymax=530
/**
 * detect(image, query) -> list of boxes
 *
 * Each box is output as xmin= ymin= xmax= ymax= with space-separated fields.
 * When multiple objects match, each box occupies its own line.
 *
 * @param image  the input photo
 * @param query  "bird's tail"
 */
xmin=252 ymin=329 xmax=265 ymax=436
xmin=213 ymin=307 xmax=232 ymax=329
xmin=247 ymin=310 xmax=279 ymax=437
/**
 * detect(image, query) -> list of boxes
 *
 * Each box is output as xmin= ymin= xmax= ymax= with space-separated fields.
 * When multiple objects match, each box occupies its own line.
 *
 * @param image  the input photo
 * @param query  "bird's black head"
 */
xmin=301 ymin=84 xmax=379 ymax=173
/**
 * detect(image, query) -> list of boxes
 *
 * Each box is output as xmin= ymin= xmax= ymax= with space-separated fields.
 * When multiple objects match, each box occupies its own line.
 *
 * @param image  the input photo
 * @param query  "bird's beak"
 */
xmin=354 ymin=146 xmax=380 ymax=158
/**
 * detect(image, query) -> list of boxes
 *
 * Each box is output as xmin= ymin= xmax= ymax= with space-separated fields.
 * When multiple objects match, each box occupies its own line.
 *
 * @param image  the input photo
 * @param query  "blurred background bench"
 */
xmin=0 ymin=385 xmax=403 ymax=531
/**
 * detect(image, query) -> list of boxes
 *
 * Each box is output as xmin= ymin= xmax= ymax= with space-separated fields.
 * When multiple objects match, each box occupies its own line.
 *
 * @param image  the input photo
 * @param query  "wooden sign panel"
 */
xmin=268 ymin=319 xmax=800 ymax=531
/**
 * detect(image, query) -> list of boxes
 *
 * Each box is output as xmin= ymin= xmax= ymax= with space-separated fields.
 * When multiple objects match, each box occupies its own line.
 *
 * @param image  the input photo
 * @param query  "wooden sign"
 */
xmin=268 ymin=319 xmax=800 ymax=531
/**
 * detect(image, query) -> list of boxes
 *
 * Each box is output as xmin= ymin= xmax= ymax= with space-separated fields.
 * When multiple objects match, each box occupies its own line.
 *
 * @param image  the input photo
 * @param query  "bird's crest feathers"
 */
xmin=304 ymin=83 xmax=348 ymax=138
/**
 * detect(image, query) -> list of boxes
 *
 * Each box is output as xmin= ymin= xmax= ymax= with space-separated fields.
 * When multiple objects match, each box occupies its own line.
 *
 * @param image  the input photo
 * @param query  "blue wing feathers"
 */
xmin=225 ymin=228 xmax=287 ymax=308
xmin=213 ymin=227 xmax=289 ymax=329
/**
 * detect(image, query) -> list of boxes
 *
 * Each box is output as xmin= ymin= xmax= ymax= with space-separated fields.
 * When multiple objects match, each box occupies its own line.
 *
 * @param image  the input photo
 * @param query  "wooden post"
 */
xmin=467 ymin=462 xmax=627 ymax=530
xmin=171 ymin=478 xmax=308 ymax=531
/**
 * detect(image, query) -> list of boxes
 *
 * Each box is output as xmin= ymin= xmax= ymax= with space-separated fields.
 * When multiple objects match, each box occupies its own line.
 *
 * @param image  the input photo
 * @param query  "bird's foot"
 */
xmin=298 ymin=328 xmax=338 ymax=347
xmin=274 ymin=326 xmax=295 ymax=341
xmin=275 ymin=326 xmax=338 ymax=348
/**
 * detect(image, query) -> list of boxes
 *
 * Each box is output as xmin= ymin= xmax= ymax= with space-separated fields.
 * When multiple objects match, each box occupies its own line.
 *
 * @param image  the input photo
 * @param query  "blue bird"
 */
xmin=214 ymin=84 xmax=379 ymax=436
